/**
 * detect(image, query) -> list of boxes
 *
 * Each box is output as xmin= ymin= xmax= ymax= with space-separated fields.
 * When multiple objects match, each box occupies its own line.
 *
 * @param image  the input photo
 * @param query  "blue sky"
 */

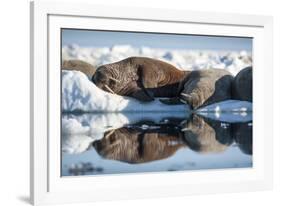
xmin=62 ymin=29 xmax=252 ymax=51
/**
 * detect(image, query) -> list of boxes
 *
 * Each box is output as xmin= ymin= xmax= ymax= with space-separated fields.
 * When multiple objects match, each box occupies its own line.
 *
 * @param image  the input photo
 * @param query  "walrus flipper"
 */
xmin=133 ymin=66 xmax=156 ymax=102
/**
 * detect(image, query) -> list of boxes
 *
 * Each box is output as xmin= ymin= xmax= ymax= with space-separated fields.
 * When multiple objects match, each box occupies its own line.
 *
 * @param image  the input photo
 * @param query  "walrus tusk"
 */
xmin=104 ymin=129 xmax=115 ymax=139
xmin=104 ymin=85 xmax=116 ymax=94
xmin=109 ymin=77 xmax=121 ymax=83
xmin=180 ymin=93 xmax=192 ymax=98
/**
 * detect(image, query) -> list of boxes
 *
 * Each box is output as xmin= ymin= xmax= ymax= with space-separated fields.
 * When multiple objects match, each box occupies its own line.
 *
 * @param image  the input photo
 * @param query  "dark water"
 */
xmin=61 ymin=113 xmax=252 ymax=176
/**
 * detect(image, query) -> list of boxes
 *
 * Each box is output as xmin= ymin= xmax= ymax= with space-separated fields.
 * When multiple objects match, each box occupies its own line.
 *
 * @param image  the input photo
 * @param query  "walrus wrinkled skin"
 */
xmin=232 ymin=66 xmax=252 ymax=102
xmin=62 ymin=59 xmax=96 ymax=78
xmin=91 ymin=57 xmax=188 ymax=101
xmin=177 ymin=69 xmax=234 ymax=109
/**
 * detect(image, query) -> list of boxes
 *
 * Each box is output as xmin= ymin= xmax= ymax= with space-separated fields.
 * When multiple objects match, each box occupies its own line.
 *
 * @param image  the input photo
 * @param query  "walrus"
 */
xmin=62 ymin=59 xmax=96 ymax=78
xmin=232 ymin=66 xmax=252 ymax=102
xmin=91 ymin=57 xmax=188 ymax=101
xmin=161 ymin=69 xmax=234 ymax=109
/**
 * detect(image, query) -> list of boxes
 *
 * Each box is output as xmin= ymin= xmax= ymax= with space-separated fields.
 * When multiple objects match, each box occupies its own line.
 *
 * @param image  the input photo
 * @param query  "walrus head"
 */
xmin=91 ymin=65 xmax=121 ymax=94
xmin=91 ymin=58 xmax=138 ymax=96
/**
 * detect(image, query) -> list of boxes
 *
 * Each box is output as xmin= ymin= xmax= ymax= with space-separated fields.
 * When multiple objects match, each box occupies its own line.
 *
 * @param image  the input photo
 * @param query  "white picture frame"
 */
xmin=30 ymin=0 xmax=273 ymax=205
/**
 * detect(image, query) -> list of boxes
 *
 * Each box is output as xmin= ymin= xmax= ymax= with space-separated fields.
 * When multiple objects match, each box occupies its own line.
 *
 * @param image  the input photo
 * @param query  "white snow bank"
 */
xmin=62 ymin=44 xmax=252 ymax=76
xmin=62 ymin=70 xmax=190 ymax=112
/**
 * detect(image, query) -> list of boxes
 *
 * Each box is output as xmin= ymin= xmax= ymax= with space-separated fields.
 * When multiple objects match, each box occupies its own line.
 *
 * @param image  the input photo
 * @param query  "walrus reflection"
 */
xmin=92 ymin=57 xmax=188 ymax=101
xmin=232 ymin=122 xmax=252 ymax=155
xmin=93 ymin=127 xmax=186 ymax=164
xmin=181 ymin=115 xmax=233 ymax=153
xmin=92 ymin=116 xmax=252 ymax=164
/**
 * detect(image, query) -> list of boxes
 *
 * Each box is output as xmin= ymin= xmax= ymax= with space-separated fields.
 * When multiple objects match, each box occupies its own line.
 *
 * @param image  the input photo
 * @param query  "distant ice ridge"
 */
xmin=62 ymin=70 xmax=189 ymax=112
xmin=62 ymin=44 xmax=252 ymax=76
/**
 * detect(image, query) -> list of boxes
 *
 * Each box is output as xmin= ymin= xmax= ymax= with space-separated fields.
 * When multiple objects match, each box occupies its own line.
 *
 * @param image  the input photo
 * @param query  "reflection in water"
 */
xmin=68 ymin=162 xmax=104 ymax=176
xmin=232 ymin=122 xmax=252 ymax=155
xmin=181 ymin=115 xmax=233 ymax=154
xmin=93 ymin=122 xmax=186 ymax=164
xmin=62 ymin=113 xmax=252 ymax=176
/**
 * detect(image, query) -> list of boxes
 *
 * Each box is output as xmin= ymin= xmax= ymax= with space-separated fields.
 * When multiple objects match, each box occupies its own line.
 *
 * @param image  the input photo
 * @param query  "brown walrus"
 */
xmin=232 ymin=66 xmax=252 ymax=102
xmin=161 ymin=69 xmax=234 ymax=109
xmin=62 ymin=59 xmax=96 ymax=78
xmin=91 ymin=57 xmax=188 ymax=101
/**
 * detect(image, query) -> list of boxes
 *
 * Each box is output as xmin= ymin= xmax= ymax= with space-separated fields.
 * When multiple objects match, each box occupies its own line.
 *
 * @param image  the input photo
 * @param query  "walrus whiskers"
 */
xmin=109 ymin=77 xmax=121 ymax=83
xmin=104 ymin=85 xmax=116 ymax=94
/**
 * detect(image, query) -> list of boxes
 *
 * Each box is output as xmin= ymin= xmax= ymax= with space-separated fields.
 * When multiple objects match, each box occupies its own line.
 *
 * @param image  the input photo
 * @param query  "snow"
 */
xmin=62 ymin=44 xmax=252 ymax=76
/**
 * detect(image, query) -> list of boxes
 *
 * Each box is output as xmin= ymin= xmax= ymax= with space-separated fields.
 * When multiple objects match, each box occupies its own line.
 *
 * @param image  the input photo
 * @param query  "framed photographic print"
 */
xmin=30 ymin=0 xmax=273 ymax=205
